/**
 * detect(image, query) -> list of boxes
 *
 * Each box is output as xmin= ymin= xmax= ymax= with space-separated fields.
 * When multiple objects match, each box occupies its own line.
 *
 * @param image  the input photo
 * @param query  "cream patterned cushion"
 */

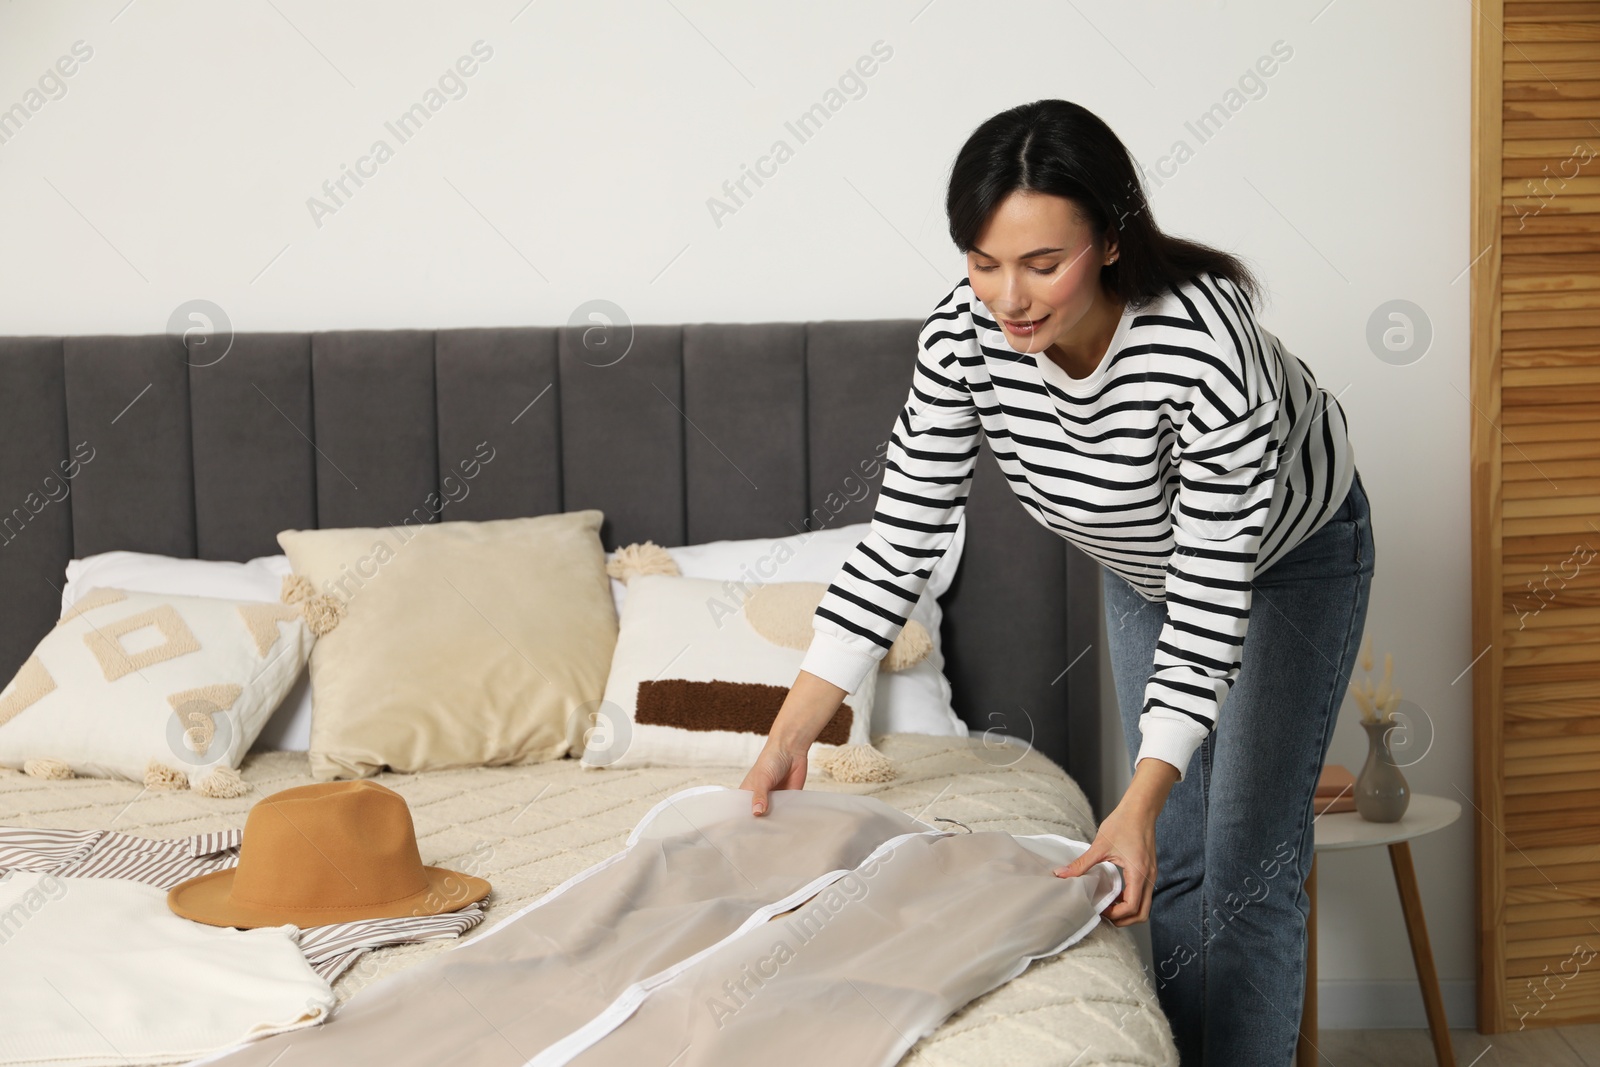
xmin=0 ymin=588 xmax=314 ymax=795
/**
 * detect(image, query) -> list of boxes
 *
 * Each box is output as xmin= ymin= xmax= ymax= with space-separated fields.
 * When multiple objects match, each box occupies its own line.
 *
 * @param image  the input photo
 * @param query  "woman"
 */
xmin=739 ymin=98 xmax=1374 ymax=1065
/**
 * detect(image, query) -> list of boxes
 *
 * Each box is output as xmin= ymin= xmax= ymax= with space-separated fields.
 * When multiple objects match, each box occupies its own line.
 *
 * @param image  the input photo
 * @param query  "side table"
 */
xmin=1296 ymin=793 xmax=1463 ymax=1067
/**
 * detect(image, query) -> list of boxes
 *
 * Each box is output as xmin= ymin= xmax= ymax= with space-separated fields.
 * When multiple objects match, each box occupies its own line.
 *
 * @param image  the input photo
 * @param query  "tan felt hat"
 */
xmin=168 ymin=779 xmax=491 ymax=928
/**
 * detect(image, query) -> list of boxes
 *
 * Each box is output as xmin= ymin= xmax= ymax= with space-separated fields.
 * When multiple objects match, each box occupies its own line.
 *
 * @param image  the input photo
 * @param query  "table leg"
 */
xmin=1297 ymin=854 xmax=1318 ymax=1067
xmin=1388 ymin=841 xmax=1456 ymax=1067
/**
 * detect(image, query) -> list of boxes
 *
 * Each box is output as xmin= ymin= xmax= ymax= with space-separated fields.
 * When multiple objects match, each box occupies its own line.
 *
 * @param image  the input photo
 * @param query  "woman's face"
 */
xmin=964 ymin=191 xmax=1117 ymax=356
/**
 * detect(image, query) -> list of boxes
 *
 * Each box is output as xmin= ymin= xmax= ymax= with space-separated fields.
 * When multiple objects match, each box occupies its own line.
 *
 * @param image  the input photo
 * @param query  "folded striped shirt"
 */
xmin=799 ymin=271 xmax=1356 ymax=781
xmin=0 ymin=825 xmax=484 ymax=981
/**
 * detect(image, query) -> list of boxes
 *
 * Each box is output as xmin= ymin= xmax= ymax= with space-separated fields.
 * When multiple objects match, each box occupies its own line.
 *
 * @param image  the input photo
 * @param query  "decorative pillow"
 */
xmin=277 ymin=512 xmax=617 ymax=781
xmin=0 ymin=587 xmax=316 ymax=796
xmin=581 ymin=573 xmax=882 ymax=778
xmin=60 ymin=550 xmax=312 ymax=752
xmin=607 ymin=543 xmax=934 ymax=671
xmin=605 ymin=519 xmax=968 ymax=738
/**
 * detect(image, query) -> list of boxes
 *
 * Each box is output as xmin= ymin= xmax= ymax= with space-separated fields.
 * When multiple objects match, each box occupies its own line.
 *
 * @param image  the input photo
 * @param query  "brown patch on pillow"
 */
xmin=635 ymin=679 xmax=854 ymax=746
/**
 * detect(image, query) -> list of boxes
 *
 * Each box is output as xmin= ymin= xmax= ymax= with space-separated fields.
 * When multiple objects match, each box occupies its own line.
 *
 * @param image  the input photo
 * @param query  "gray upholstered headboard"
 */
xmin=0 ymin=322 xmax=1103 ymax=808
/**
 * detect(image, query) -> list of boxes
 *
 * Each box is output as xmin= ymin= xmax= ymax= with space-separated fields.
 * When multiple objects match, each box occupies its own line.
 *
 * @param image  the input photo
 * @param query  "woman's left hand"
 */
xmin=1054 ymin=758 xmax=1180 ymax=926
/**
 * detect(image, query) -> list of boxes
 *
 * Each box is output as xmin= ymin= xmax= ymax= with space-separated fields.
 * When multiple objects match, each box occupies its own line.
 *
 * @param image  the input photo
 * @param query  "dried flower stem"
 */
xmin=1348 ymin=637 xmax=1403 ymax=723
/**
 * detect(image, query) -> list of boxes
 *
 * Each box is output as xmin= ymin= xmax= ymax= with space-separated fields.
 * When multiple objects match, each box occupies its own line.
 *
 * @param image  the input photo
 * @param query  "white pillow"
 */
xmin=61 ymin=551 xmax=311 ymax=751
xmin=0 ymin=587 xmax=312 ymax=790
xmin=582 ymin=574 xmax=875 ymax=771
xmin=607 ymin=519 xmax=967 ymax=738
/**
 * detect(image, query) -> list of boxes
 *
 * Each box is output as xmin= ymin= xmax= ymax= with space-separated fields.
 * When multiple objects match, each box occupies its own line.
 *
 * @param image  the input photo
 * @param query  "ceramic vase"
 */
xmin=1355 ymin=718 xmax=1410 ymax=823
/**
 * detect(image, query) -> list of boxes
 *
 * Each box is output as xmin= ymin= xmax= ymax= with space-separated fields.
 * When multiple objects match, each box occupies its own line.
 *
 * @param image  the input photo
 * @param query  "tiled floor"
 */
xmin=1313 ymin=1023 xmax=1600 ymax=1066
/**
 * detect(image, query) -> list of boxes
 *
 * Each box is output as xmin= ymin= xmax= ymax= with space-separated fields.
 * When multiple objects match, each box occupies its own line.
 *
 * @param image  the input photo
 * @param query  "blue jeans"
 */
xmin=1102 ymin=468 xmax=1375 ymax=1066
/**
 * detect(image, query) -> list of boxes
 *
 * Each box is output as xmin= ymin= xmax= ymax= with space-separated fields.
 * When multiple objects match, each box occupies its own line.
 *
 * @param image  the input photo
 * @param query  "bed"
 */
xmin=0 ymin=321 xmax=1178 ymax=1065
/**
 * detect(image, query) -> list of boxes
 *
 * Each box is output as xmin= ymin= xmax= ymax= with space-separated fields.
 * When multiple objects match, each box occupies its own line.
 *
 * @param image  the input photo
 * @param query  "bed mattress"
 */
xmin=0 ymin=733 xmax=1177 ymax=1066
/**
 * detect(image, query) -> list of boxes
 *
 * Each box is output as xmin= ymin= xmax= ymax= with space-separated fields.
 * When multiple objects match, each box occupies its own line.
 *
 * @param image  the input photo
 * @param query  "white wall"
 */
xmin=0 ymin=0 xmax=1472 ymax=1029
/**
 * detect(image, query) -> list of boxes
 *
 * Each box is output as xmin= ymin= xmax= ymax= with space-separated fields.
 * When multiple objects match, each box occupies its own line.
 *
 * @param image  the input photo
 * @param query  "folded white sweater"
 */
xmin=0 ymin=871 xmax=334 ymax=1067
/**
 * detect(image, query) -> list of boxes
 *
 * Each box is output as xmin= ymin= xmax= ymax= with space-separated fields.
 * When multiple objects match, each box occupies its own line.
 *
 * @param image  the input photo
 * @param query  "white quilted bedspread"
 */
xmin=0 ymin=733 xmax=1176 ymax=1066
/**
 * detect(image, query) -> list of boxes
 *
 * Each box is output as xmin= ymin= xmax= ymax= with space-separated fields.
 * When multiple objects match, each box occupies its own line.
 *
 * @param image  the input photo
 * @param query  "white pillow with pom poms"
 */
xmin=605 ymin=522 xmax=968 ymax=739
xmin=0 ymin=585 xmax=322 ymax=796
xmin=582 ymin=573 xmax=885 ymax=778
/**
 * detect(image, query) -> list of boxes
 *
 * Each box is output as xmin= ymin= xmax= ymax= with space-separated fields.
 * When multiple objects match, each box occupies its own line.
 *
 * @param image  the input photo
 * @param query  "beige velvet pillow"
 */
xmin=277 ymin=511 xmax=617 ymax=780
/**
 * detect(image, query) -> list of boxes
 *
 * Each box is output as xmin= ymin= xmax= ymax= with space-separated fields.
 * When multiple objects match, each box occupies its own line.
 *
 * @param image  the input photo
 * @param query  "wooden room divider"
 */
xmin=1471 ymin=0 xmax=1600 ymax=1033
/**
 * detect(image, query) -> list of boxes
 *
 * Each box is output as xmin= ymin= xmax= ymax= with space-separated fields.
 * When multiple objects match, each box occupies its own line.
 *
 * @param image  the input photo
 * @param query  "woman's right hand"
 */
xmin=739 ymin=740 xmax=807 ymax=817
xmin=739 ymin=668 xmax=848 ymax=816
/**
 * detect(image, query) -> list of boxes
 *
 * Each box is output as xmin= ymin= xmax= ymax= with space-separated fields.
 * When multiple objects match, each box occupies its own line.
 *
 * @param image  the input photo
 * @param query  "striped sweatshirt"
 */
xmin=798 ymin=271 xmax=1356 ymax=781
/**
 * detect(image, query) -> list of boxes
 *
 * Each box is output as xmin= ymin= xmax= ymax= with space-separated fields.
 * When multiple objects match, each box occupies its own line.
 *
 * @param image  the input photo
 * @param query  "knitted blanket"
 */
xmin=0 ymin=734 xmax=1176 ymax=1066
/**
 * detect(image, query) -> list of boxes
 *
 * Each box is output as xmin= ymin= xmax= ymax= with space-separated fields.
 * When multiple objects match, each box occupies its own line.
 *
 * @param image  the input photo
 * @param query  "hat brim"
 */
xmin=167 ymin=865 xmax=491 ymax=929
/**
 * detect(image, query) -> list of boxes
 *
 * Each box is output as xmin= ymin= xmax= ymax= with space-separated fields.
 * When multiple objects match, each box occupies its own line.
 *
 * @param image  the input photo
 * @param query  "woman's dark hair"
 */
xmin=946 ymin=99 xmax=1263 ymax=312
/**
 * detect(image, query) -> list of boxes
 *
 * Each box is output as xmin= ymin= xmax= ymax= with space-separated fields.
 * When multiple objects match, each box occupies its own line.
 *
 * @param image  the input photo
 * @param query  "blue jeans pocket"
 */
xmin=1256 ymin=470 xmax=1372 ymax=585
